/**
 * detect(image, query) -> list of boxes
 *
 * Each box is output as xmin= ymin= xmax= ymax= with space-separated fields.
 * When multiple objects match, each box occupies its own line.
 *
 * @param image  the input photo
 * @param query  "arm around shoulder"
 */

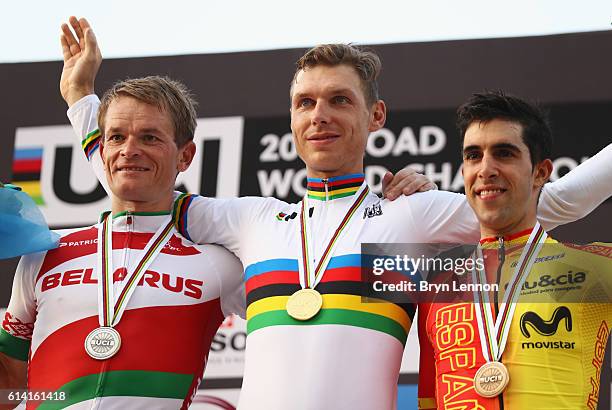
xmin=392 ymin=190 xmax=480 ymax=243
xmin=178 ymin=195 xmax=285 ymax=254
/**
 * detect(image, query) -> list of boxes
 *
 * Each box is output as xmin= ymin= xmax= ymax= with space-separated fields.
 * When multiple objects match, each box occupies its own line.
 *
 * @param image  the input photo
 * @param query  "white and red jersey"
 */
xmin=66 ymin=95 xmax=612 ymax=410
xmin=0 ymin=212 xmax=244 ymax=409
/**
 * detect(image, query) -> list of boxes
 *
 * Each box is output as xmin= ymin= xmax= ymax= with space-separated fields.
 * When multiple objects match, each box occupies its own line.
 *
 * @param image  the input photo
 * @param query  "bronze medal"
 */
xmin=473 ymin=361 xmax=509 ymax=397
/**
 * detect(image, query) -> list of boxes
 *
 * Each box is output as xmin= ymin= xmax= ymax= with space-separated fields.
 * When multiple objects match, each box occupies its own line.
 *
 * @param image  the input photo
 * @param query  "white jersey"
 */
xmin=0 ymin=212 xmax=244 ymax=410
xmin=67 ymin=94 xmax=612 ymax=409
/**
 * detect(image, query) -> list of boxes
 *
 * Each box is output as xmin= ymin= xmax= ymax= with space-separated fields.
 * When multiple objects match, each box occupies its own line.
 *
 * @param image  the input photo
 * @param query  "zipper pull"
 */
xmin=321 ymin=178 xmax=329 ymax=201
xmin=498 ymin=236 xmax=505 ymax=263
xmin=126 ymin=211 xmax=133 ymax=226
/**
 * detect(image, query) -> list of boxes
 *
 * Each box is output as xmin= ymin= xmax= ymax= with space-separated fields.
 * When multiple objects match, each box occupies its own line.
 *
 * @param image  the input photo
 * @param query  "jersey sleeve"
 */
xmin=537 ymin=143 xmax=612 ymax=230
xmin=417 ymin=303 xmax=438 ymax=409
xmin=0 ymin=252 xmax=44 ymax=361
xmin=575 ymin=242 xmax=612 ymax=303
xmin=204 ymin=245 xmax=246 ymax=319
xmin=66 ymin=94 xmax=108 ymax=193
xmin=173 ymin=195 xmax=285 ymax=256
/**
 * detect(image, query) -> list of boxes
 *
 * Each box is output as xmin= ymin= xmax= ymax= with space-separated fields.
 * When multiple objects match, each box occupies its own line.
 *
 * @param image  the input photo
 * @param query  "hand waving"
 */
xmin=60 ymin=16 xmax=102 ymax=107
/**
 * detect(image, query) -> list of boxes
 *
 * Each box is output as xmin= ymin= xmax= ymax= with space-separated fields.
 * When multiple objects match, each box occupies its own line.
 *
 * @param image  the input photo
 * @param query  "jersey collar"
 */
xmin=480 ymin=227 xmax=534 ymax=247
xmin=480 ymin=226 xmax=556 ymax=251
xmin=306 ymin=173 xmax=365 ymax=202
xmin=98 ymin=210 xmax=172 ymax=232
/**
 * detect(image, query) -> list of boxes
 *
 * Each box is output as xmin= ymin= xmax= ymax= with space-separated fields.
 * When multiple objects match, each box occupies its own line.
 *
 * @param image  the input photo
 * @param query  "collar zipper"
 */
xmin=494 ymin=236 xmax=505 ymax=314
xmin=322 ymin=178 xmax=329 ymax=201
xmin=120 ymin=211 xmax=133 ymax=281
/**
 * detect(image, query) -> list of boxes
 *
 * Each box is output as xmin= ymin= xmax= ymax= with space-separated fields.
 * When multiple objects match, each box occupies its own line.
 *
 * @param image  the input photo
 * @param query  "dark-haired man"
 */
xmin=417 ymin=91 xmax=611 ymax=409
xmin=0 ymin=75 xmax=245 ymax=409
xmin=62 ymin=17 xmax=612 ymax=409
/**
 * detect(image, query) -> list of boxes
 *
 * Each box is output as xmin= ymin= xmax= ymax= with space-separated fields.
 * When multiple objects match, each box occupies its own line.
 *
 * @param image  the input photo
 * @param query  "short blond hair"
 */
xmin=291 ymin=44 xmax=381 ymax=106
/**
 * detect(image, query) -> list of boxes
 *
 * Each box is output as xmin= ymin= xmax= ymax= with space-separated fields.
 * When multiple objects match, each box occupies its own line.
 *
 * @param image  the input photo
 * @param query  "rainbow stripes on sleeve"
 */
xmin=172 ymin=193 xmax=197 ymax=242
xmin=81 ymin=128 xmax=102 ymax=161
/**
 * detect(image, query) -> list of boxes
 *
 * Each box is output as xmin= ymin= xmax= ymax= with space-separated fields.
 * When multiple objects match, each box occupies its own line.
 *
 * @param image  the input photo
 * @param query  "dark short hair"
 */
xmin=98 ymin=76 xmax=197 ymax=147
xmin=290 ymin=44 xmax=381 ymax=106
xmin=456 ymin=91 xmax=553 ymax=165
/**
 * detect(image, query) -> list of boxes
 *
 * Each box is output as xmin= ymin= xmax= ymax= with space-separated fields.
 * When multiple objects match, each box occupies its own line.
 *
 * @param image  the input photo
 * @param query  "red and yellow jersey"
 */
xmin=418 ymin=230 xmax=612 ymax=410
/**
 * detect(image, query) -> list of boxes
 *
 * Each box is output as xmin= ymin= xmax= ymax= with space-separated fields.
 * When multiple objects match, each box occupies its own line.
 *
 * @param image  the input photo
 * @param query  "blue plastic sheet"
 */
xmin=0 ymin=184 xmax=60 ymax=259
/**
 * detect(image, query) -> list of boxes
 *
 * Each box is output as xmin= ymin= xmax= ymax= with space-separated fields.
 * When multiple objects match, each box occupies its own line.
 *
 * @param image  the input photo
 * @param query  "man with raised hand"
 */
xmin=417 ymin=92 xmax=611 ymax=409
xmin=62 ymin=17 xmax=612 ymax=410
xmin=0 ymin=75 xmax=245 ymax=409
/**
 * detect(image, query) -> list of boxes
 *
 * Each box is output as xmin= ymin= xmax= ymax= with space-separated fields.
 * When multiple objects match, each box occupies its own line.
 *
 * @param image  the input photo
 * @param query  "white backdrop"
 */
xmin=0 ymin=0 xmax=610 ymax=62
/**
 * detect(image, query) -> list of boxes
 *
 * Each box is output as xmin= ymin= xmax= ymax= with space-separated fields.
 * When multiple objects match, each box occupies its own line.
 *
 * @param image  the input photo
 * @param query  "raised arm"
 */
xmin=60 ymin=16 xmax=101 ymax=107
xmin=60 ymin=17 xmax=108 ymax=188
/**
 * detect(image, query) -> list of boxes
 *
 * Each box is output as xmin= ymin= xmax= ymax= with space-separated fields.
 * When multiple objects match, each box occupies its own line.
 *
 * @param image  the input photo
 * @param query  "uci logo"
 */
xmin=480 ymin=375 xmax=504 ymax=384
xmin=92 ymin=339 xmax=114 ymax=346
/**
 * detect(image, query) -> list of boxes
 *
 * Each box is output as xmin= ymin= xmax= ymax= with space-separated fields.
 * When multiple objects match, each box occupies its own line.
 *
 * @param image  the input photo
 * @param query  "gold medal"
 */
xmin=286 ymin=288 xmax=323 ymax=320
xmin=295 ymin=183 xmax=369 ymax=321
xmin=473 ymin=361 xmax=509 ymax=397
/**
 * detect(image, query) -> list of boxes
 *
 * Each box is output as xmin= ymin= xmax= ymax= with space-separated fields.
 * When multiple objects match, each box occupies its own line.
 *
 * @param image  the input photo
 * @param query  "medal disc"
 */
xmin=474 ymin=361 xmax=509 ymax=397
xmin=286 ymin=288 xmax=323 ymax=320
xmin=85 ymin=327 xmax=121 ymax=360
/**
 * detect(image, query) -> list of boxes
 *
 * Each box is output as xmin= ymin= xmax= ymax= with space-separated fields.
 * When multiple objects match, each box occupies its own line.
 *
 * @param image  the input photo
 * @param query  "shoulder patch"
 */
xmin=563 ymin=242 xmax=612 ymax=259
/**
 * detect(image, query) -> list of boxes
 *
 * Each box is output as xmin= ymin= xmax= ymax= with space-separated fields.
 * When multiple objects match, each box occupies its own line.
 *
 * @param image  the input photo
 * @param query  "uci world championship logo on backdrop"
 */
xmin=11 ymin=117 xmax=244 ymax=227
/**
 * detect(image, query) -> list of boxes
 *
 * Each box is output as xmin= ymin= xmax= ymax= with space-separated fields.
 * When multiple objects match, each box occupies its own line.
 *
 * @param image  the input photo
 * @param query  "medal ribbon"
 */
xmin=96 ymin=212 xmax=176 ymax=327
xmin=472 ymin=223 xmax=547 ymax=362
xmin=299 ymin=182 xmax=370 ymax=289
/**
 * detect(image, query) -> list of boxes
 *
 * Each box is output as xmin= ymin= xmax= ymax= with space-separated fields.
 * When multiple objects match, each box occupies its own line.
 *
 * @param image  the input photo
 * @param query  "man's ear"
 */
xmin=533 ymin=158 xmax=553 ymax=189
xmin=368 ymin=100 xmax=386 ymax=132
xmin=99 ymin=140 xmax=107 ymax=168
xmin=177 ymin=141 xmax=196 ymax=172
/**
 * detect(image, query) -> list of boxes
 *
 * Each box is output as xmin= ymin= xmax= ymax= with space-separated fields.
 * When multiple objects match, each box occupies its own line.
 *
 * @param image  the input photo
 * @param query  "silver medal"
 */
xmin=85 ymin=327 xmax=121 ymax=360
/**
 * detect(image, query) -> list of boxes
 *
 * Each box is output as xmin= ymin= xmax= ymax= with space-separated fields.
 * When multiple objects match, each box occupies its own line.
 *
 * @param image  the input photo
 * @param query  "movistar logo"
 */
xmin=520 ymin=306 xmax=572 ymax=338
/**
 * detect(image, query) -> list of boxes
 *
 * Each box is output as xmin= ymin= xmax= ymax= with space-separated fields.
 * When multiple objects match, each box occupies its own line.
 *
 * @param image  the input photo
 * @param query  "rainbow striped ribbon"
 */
xmin=299 ymin=182 xmax=370 ymax=289
xmin=96 ymin=211 xmax=176 ymax=327
xmin=472 ymin=223 xmax=548 ymax=362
